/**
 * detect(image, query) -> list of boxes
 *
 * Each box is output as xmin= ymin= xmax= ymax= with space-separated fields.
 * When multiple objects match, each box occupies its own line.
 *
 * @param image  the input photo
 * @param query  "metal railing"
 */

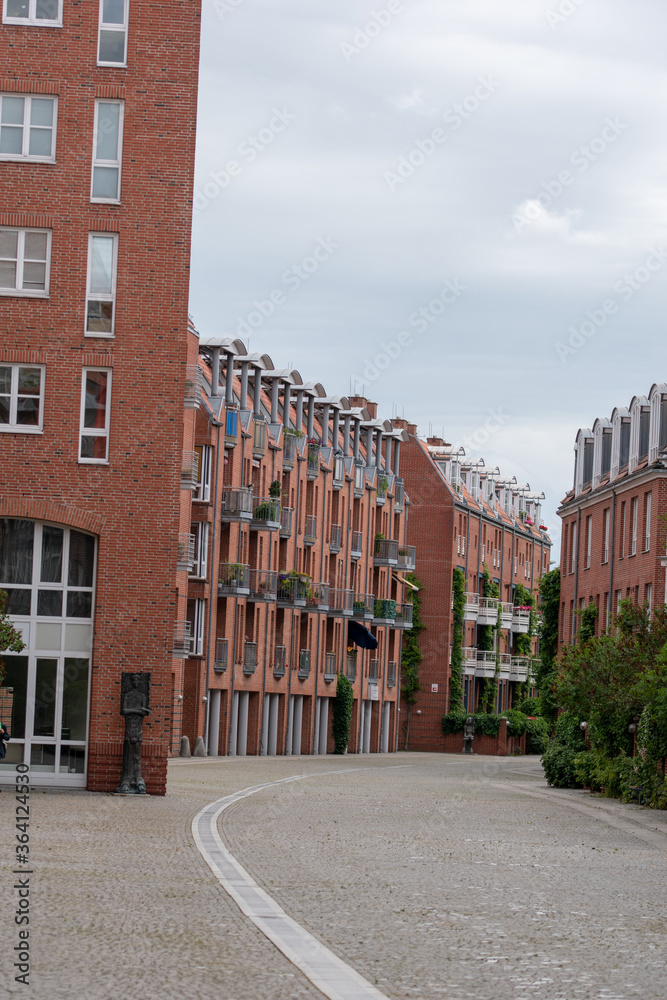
xmin=172 ymin=620 xmax=192 ymax=657
xmin=306 ymin=442 xmax=320 ymax=477
xmin=274 ymin=645 xmax=286 ymax=678
xmin=177 ymin=532 xmax=195 ymax=572
xmin=354 ymin=464 xmax=365 ymax=496
xmin=298 ymin=648 xmax=310 ymax=678
xmin=511 ymin=608 xmax=531 ymax=633
xmin=345 ymin=653 xmax=357 ymax=682
xmin=247 ymin=568 xmax=277 ymax=601
xmin=333 ymin=455 xmax=345 ymax=487
xmin=180 ymin=450 xmax=199 ymax=490
xmin=328 ymin=588 xmax=354 ymax=615
xmin=396 ymin=545 xmax=416 ymax=571
xmin=463 ymin=593 xmax=480 ymax=620
xmin=213 ymin=637 xmax=228 ymax=672
xmin=280 ymin=506 xmax=293 ymax=537
xmin=184 ymin=366 xmax=201 ymax=409
xmin=387 ymin=661 xmax=397 ymax=687
xmin=243 ymin=641 xmax=257 ymax=675
xmin=324 ymin=652 xmax=337 ymax=681
xmin=304 ymin=514 xmax=317 ymax=544
xmin=500 ymin=602 xmax=514 ymax=629
xmin=373 ymin=597 xmax=397 ymax=622
xmin=474 ymin=651 xmax=496 ymax=678
xmin=250 ymin=497 xmax=281 ymax=528
xmin=352 ymin=593 xmax=374 ymax=618
xmin=374 ymin=538 xmax=398 ymax=565
xmin=394 ymin=478 xmax=404 ymax=511
xmin=329 ymin=523 xmax=342 ymax=552
xmin=477 ymin=598 xmax=499 ymax=625
xmin=221 ymin=487 xmax=253 ymax=520
xmin=304 ymin=582 xmax=329 ymax=611
xmin=351 ymin=530 xmax=362 ymax=559
xmin=368 ymin=658 xmax=379 ymax=682
xmin=282 ymin=433 xmax=297 ymax=467
xmin=276 ymin=575 xmax=309 ymax=606
xmin=218 ymin=562 xmax=250 ymax=594
xmin=509 ymin=656 xmax=530 ymax=681
xmin=393 ymin=602 xmax=413 ymax=628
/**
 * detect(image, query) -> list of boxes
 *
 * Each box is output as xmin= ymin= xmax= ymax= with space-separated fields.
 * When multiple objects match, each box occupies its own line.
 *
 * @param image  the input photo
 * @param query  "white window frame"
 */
xmin=585 ymin=515 xmax=592 ymax=569
xmin=85 ymin=233 xmax=118 ymax=337
xmin=0 ymin=93 xmax=57 ymax=162
xmin=78 ymin=368 xmax=112 ymax=464
xmin=188 ymin=598 xmax=205 ymax=657
xmin=0 ymin=226 xmax=51 ymax=297
xmin=190 ymin=522 xmax=209 ymax=579
xmin=644 ymin=492 xmax=651 ymax=552
xmin=90 ymin=99 xmax=124 ymax=203
xmin=0 ymin=363 xmax=45 ymax=433
xmin=631 ymin=497 xmax=638 ymax=556
xmin=602 ymin=508 xmax=610 ymax=564
xmin=194 ymin=445 xmax=212 ymax=502
xmin=2 ymin=0 xmax=62 ymax=26
xmin=97 ymin=0 xmax=130 ymax=68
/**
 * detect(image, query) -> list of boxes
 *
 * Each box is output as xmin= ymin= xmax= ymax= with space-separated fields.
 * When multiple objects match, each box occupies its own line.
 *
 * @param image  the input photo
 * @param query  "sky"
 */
xmin=189 ymin=0 xmax=667 ymax=556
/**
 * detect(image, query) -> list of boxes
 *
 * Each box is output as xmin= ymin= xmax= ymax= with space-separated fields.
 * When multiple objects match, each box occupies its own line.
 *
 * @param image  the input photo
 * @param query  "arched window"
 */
xmin=592 ymin=418 xmax=612 ymax=490
xmin=574 ymin=429 xmax=593 ymax=496
xmin=648 ymin=383 xmax=667 ymax=463
xmin=628 ymin=396 xmax=650 ymax=473
xmin=610 ymin=407 xmax=630 ymax=480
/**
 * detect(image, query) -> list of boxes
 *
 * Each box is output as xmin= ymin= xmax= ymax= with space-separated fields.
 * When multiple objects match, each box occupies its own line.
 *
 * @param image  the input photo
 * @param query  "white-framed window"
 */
xmin=644 ymin=492 xmax=651 ymax=552
xmin=97 ymin=0 xmax=129 ymax=66
xmin=585 ymin=515 xmax=592 ymax=569
xmin=0 ymin=227 xmax=50 ymax=296
xmin=194 ymin=445 xmax=212 ymax=502
xmin=2 ymin=0 xmax=62 ymax=26
xmin=631 ymin=497 xmax=638 ymax=556
xmin=187 ymin=597 xmax=205 ymax=657
xmin=91 ymin=100 xmax=123 ymax=202
xmin=0 ymin=94 xmax=57 ymax=161
xmin=602 ymin=508 xmax=610 ymax=564
xmin=646 ymin=582 xmax=652 ymax=611
xmin=85 ymin=233 xmax=118 ymax=335
xmin=0 ymin=364 xmax=45 ymax=433
xmin=190 ymin=522 xmax=209 ymax=579
xmin=79 ymin=368 xmax=111 ymax=463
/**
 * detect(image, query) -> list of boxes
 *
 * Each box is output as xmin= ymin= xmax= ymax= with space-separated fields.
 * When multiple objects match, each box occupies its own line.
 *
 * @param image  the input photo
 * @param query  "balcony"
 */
xmin=274 ymin=644 xmax=287 ymax=678
xmin=280 ymin=507 xmax=293 ymax=538
xmin=397 ymin=545 xmax=416 ymax=572
xmin=247 ymin=569 xmax=278 ymax=602
xmin=306 ymin=442 xmax=321 ymax=478
xmin=474 ymin=651 xmax=496 ymax=678
xmin=394 ymin=478 xmax=405 ymax=512
xmin=180 ymin=450 xmax=199 ymax=491
xmin=243 ymin=641 xmax=257 ymax=675
xmin=328 ymin=588 xmax=353 ymax=616
xmin=282 ymin=432 xmax=298 ymax=468
xmin=333 ymin=455 xmax=345 ymax=489
xmin=252 ymin=418 xmax=266 ymax=457
xmin=298 ymin=648 xmax=310 ymax=679
xmin=461 ymin=647 xmax=478 ymax=674
xmin=500 ymin=602 xmax=514 ymax=629
xmin=329 ymin=523 xmax=342 ymax=553
xmin=477 ymin=598 xmax=499 ymax=626
xmin=393 ymin=602 xmax=413 ymax=629
xmin=304 ymin=514 xmax=317 ymax=545
xmin=387 ymin=660 xmax=397 ymax=687
xmin=345 ymin=653 xmax=357 ymax=682
xmin=218 ymin=562 xmax=250 ymax=596
xmin=221 ymin=487 xmax=253 ymax=522
xmin=509 ymin=656 xmax=530 ymax=682
xmin=184 ymin=366 xmax=201 ymax=409
xmin=376 ymin=476 xmax=389 ymax=506
xmin=463 ymin=593 xmax=480 ymax=622
xmin=498 ymin=652 xmax=511 ymax=678
xmin=351 ymin=530 xmax=362 ymax=560
xmin=276 ymin=574 xmax=309 ymax=607
xmin=225 ymin=407 xmax=239 ymax=446
xmin=213 ymin=637 xmax=228 ymax=673
xmin=368 ymin=658 xmax=379 ymax=682
xmin=511 ymin=608 xmax=531 ymax=633
xmin=250 ymin=497 xmax=281 ymax=531
xmin=352 ymin=593 xmax=374 ymax=619
xmin=373 ymin=598 xmax=397 ymax=624
xmin=304 ymin=582 xmax=329 ymax=612
xmin=177 ymin=532 xmax=195 ymax=572
xmin=324 ymin=651 xmax=337 ymax=682
xmin=374 ymin=538 xmax=398 ymax=566
xmin=172 ymin=621 xmax=192 ymax=658
xmin=353 ymin=464 xmax=365 ymax=497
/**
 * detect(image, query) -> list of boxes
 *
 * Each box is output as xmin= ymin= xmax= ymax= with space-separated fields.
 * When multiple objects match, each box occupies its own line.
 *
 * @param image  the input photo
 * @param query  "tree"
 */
xmin=0 ymin=589 xmax=26 ymax=683
xmin=332 ymin=672 xmax=354 ymax=754
xmin=449 ymin=568 xmax=465 ymax=712
xmin=536 ymin=568 xmax=560 ymax=719
xmin=400 ymin=573 xmax=424 ymax=749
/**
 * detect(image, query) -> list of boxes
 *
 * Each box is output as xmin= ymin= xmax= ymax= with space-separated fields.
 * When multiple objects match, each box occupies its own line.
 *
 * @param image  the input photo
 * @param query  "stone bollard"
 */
xmin=193 ymin=736 xmax=207 ymax=757
xmin=180 ymin=735 xmax=191 ymax=758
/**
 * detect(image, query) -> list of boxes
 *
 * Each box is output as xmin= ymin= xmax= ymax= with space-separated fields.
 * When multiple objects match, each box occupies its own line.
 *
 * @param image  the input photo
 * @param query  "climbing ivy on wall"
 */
xmin=450 ymin=568 xmax=465 ymax=711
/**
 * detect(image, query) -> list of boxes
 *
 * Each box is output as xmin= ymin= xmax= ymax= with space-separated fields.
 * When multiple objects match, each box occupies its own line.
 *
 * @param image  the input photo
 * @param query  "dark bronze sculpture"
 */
xmin=462 ymin=715 xmax=475 ymax=754
xmin=116 ymin=672 xmax=150 ymax=794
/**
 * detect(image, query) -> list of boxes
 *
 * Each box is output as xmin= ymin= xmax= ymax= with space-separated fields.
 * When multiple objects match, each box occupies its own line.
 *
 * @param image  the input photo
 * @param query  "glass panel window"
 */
xmin=40 ymin=525 xmax=63 ymax=582
xmin=97 ymin=0 xmax=129 ymax=66
xmin=0 ymin=364 xmax=45 ymax=433
xmin=0 ymin=94 xmax=56 ymax=160
xmin=79 ymin=369 xmax=111 ymax=463
xmin=91 ymin=100 xmax=123 ymax=201
xmin=37 ymin=589 xmax=62 ymax=616
xmin=59 ymin=745 xmax=85 ymax=774
xmin=0 ymin=655 xmax=28 ymax=740
xmin=85 ymin=234 xmax=117 ymax=335
xmin=3 ymin=0 xmax=63 ymax=26
xmin=30 ymin=743 xmax=56 ymax=771
xmin=0 ymin=227 xmax=50 ymax=295
xmin=0 ymin=518 xmax=34 ymax=584
xmin=68 ymin=531 xmax=95 ymax=587
xmin=33 ymin=657 xmax=57 ymax=736
xmin=62 ymin=658 xmax=89 ymax=740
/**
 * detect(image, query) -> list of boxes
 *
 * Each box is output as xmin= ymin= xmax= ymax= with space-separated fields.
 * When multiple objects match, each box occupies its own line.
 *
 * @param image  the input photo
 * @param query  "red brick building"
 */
xmin=0 ymin=0 xmax=201 ymax=793
xmin=398 ymin=431 xmax=551 ymax=753
xmin=177 ymin=343 xmax=414 ymax=757
xmin=558 ymin=385 xmax=667 ymax=647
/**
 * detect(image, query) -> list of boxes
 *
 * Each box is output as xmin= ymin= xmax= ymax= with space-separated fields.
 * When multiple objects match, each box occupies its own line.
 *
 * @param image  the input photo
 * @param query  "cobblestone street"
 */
xmin=3 ymin=753 xmax=666 ymax=1000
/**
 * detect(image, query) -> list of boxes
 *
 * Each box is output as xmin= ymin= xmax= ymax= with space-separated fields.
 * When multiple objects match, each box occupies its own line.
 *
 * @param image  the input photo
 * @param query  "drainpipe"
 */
xmin=353 ymin=419 xmax=360 ymax=462
xmin=572 ymin=507 xmax=581 ymax=642
xmin=394 ymin=440 xmax=401 ymax=479
xmin=203 ymin=418 xmax=222 ymax=753
xmin=320 ymin=404 xmax=330 ymax=447
xmin=295 ymin=390 xmax=304 ymax=435
xmin=608 ymin=491 xmax=616 ymax=622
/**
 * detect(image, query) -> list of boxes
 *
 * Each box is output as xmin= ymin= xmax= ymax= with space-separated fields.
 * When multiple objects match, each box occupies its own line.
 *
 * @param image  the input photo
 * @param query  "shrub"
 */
xmin=542 ymin=743 xmax=581 ymax=788
xmin=503 ymin=709 xmax=527 ymax=738
xmin=442 ymin=710 xmax=467 ymax=735
xmin=525 ymin=716 xmax=550 ymax=755
xmin=517 ymin=696 xmax=541 ymax=716
xmin=332 ymin=673 xmax=354 ymax=754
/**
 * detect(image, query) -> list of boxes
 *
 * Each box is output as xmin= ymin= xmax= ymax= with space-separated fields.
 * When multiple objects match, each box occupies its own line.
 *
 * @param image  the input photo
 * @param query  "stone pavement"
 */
xmin=1 ymin=753 xmax=666 ymax=1000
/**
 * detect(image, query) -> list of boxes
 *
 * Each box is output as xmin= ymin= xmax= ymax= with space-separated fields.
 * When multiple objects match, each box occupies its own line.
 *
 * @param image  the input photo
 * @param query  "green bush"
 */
xmin=573 ymin=750 xmax=599 ymax=790
xmin=542 ymin=743 xmax=581 ymax=788
xmin=503 ymin=709 xmax=527 ymax=738
xmin=525 ymin=716 xmax=550 ymax=755
xmin=472 ymin=713 xmax=502 ymax=737
xmin=332 ymin=673 xmax=354 ymax=754
xmin=517 ymin=696 xmax=541 ymax=716
xmin=442 ymin=710 xmax=467 ymax=735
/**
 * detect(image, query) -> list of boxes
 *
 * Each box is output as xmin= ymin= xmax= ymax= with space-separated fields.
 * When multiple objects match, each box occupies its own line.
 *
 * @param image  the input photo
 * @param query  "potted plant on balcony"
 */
xmin=377 ymin=476 xmax=388 ymax=496
xmin=353 ymin=599 xmax=366 ymax=615
xmin=268 ymin=479 xmax=282 ymax=498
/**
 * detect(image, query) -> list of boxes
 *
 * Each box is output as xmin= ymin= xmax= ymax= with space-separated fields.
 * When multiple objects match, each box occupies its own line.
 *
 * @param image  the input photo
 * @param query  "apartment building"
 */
xmin=0 ymin=1 xmax=201 ymax=793
xmin=177 ymin=339 xmax=414 ymax=757
xmin=558 ymin=385 xmax=667 ymax=646
xmin=398 ymin=432 xmax=551 ymax=752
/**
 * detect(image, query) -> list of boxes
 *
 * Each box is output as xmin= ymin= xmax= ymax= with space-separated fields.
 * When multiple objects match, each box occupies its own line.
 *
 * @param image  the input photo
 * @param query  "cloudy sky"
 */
xmin=189 ymin=0 xmax=667 ymax=553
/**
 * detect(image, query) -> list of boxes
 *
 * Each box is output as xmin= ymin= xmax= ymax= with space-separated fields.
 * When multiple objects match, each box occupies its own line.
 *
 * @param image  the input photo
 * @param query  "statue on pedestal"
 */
xmin=116 ymin=672 xmax=150 ymax=794
xmin=462 ymin=715 xmax=475 ymax=754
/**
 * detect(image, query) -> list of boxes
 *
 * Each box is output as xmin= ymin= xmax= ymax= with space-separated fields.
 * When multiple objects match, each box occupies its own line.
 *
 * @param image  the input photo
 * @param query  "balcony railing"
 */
xmin=276 ymin=574 xmax=309 ymax=606
xmin=387 ymin=660 xmax=397 ymax=687
xmin=345 ymin=653 xmax=357 ymax=682
xmin=460 ymin=647 xmax=478 ymax=673
xmin=373 ymin=598 xmax=397 ymax=623
xmin=393 ymin=602 xmax=413 ymax=628
xmin=250 ymin=497 xmax=281 ymax=530
xmin=180 ymin=450 xmax=199 ymax=491
xmin=376 ymin=475 xmax=388 ymax=506
xmin=274 ymin=644 xmax=286 ymax=678
xmin=247 ymin=568 xmax=278 ymax=602
xmin=352 ymin=593 xmax=374 ymax=619
xmin=225 ymin=407 xmax=239 ymax=445
xmin=298 ymin=648 xmax=310 ymax=678
xmin=253 ymin=418 xmax=266 ymax=456
xmin=477 ymin=598 xmax=499 ymax=626
xmin=328 ymin=588 xmax=353 ymax=616
xmin=282 ymin=433 xmax=298 ymax=468
xmin=329 ymin=523 xmax=342 ymax=553
xmin=511 ymin=608 xmax=531 ymax=633
xmin=218 ymin=562 xmax=250 ymax=596
xmin=177 ymin=532 xmax=195 ymax=572
xmin=243 ymin=641 xmax=257 ymax=675
xmin=280 ymin=507 xmax=293 ymax=537
xmin=221 ymin=487 xmax=253 ymax=522
xmin=304 ymin=582 xmax=329 ymax=611
xmin=306 ymin=443 xmax=321 ymax=478
xmin=499 ymin=652 xmax=511 ymax=677
xmin=374 ymin=538 xmax=398 ymax=566
xmin=304 ymin=514 xmax=317 ymax=545
xmin=353 ymin=464 xmax=365 ymax=497
xmin=500 ymin=602 xmax=514 ymax=629
xmin=394 ymin=478 xmax=404 ymax=511
xmin=474 ymin=651 xmax=496 ymax=678
xmin=368 ymin=658 xmax=379 ymax=682
xmin=509 ymin=656 xmax=530 ymax=681
xmin=214 ymin=637 xmax=228 ymax=673
xmin=351 ymin=530 xmax=362 ymax=560
xmin=463 ymin=593 xmax=480 ymax=621
xmin=324 ymin=652 xmax=337 ymax=681
xmin=396 ymin=545 xmax=416 ymax=572
xmin=184 ymin=366 xmax=201 ymax=409
xmin=172 ymin=620 xmax=192 ymax=658
xmin=333 ymin=455 xmax=345 ymax=489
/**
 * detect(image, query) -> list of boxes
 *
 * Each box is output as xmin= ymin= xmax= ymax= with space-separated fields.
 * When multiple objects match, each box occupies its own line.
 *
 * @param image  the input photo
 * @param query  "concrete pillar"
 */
xmin=321 ymin=404 xmax=330 ymax=447
xmin=240 ymin=362 xmax=249 ymax=410
xmin=253 ymin=367 xmax=262 ymax=416
xmin=271 ymin=378 xmax=280 ymax=423
xmin=261 ymin=693 xmax=270 ymax=756
xmin=295 ymin=390 xmax=304 ymax=435
xmin=224 ymin=352 xmax=235 ymax=405
xmin=381 ymin=702 xmax=390 ymax=753
xmin=307 ymin=395 xmax=315 ymax=439
xmin=179 ymin=735 xmax=191 ymax=757
xmin=318 ymin=698 xmax=329 ymax=755
xmin=292 ymin=695 xmax=303 ymax=755
xmin=286 ymin=694 xmax=294 ymax=755
xmin=332 ymin=407 xmax=340 ymax=451
xmin=237 ymin=691 xmax=249 ymax=756
xmin=366 ymin=426 xmax=374 ymax=465
xmin=353 ymin=420 xmax=360 ymax=461
xmin=229 ymin=691 xmax=239 ymax=755
xmin=208 ymin=689 xmax=221 ymax=756
xmin=211 ymin=347 xmax=220 ymax=398
xmin=394 ymin=440 xmax=401 ymax=478
xmin=268 ymin=694 xmax=279 ymax=755
xmin=343 ymin=414 xmax=351 ymax=455
xmin=283 ymin=383 xmax=291 ymax=429
xmin=362 ymin=700 xmax=372 ymax=753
